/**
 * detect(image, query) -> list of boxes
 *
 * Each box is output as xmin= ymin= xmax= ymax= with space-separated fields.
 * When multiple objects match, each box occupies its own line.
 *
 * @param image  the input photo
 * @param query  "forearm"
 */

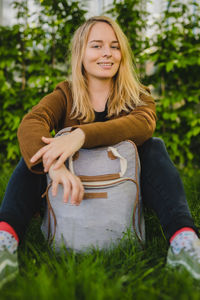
xmin=72 ymin=91 xmax=156 ymax=148
xmin=17 ymin=89 xmax=67 ymax=173
xmin=30 ymin=128 xmax=85 ymax=173
xmin=17 ymin=118 xmax=52 ymax=174
xmin=73 ymin=109 xmax=156 ymax=148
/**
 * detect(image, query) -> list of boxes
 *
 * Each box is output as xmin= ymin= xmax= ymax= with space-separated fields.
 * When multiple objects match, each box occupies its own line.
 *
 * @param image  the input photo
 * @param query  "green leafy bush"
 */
xmin=140 ymin=0 xmax=200 ymax=169
xmin=0 ymin=0 xmax=86 ymax=168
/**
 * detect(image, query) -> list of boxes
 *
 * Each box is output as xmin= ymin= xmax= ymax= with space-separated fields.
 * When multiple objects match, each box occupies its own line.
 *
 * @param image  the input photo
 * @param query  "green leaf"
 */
xmin=166 ymin=61 xmax=174 ymax=72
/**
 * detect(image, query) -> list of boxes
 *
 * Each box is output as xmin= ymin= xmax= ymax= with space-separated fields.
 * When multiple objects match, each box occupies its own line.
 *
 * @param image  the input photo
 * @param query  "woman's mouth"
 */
xmin=97 ymin=62 xmax=114 ymax=69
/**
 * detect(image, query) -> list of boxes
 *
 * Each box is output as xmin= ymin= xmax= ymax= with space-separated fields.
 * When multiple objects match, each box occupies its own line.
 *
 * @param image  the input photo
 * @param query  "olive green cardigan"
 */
xmin=17 ymin=81 xmax=156 ymax=173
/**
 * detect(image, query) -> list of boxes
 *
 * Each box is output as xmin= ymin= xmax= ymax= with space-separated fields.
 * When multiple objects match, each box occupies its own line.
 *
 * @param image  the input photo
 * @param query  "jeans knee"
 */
xmin=141 ymin=137 xmax=167 ymax=160
xmin=147 ymin=137 xmax=165 ymax=148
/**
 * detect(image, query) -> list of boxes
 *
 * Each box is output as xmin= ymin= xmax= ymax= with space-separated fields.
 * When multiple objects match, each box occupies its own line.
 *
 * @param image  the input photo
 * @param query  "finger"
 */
xmin=43 ymin=156 xmax=57 ymax=173
xmin=52 ymin=180 xmax=58 ymax=197
xmin=62 ymin=180 xmax=71 ymax=203
xmin=77 ymin=187 xmax=84 ymax=206
xmin=30 ymin=145 xmax=49 ymax=163
xmin=53 ymin=153 xmax=69 ymax=170
xmin=42 ymin=154 xmax=49 ymax=171
xmin=41 ymin=136 xmax=54 ymax=144
xmin=43 ymin=150 xmax=61 ymax=172
xmin=70 ymin=176 xmax=81 ymax=205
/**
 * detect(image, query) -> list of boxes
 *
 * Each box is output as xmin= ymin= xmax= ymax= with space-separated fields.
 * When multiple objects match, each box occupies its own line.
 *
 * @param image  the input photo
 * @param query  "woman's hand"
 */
xmin=49 ymin=162 xmax=84 ymax=205
xmin=30 ymin=128 xmax=85 ymax=172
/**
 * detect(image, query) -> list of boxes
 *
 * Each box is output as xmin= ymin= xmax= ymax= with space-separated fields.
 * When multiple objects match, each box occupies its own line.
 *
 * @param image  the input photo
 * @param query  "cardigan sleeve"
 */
xmin=72 ymin=91 xmax=156 ymax=148
xmin=17 ymin=86 xmax=67 ymax=173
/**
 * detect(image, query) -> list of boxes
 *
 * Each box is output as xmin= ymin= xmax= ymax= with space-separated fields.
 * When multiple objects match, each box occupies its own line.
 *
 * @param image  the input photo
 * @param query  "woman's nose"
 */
xmin=102 ymin=46 xmax=112 ymax=57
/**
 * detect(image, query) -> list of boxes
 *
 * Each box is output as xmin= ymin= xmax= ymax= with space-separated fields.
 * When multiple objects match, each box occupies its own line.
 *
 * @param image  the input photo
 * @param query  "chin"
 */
xmin=96 ymin=73 xmax=116 ymax=80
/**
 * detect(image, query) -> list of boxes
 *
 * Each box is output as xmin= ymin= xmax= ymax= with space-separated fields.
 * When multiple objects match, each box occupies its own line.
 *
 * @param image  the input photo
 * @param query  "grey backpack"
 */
xmin=41 ymin=128 xmax=145 ymax=252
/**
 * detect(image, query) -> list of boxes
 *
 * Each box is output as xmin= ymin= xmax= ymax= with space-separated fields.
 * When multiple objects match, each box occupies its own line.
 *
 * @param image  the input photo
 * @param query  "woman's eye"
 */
xmin=92 ymin=45 xmax=101 ymax=48
xmin=111 ymin=45 xmax=120 ymax=49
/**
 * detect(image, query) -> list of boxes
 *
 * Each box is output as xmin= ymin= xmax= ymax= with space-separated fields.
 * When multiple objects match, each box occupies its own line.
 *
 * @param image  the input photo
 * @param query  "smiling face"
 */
xmin=82 ymin=22 xmax=122 ymax=83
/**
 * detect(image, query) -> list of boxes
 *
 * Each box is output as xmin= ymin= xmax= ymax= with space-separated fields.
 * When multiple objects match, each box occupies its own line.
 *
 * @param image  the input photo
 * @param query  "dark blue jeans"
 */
xmin=0 ymin=138 xmax=197 ymax=242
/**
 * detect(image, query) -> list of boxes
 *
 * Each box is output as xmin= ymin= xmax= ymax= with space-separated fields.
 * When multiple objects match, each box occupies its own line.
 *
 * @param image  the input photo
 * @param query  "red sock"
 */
xmin=0 ymin=222 xmax=19 ymax=243
xmin=170 ymin=227 xmax=195 ymax=243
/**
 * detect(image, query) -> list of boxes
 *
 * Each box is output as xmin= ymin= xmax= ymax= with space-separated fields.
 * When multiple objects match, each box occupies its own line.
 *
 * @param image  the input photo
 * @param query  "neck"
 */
xmin=87 ymin=77 xmax=112 ymax=112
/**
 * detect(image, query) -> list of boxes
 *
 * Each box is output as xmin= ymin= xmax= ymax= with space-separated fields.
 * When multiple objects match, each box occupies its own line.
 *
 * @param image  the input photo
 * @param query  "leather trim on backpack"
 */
xmin=79 ymin=173 xmax=120 ymax=182
xmin=107 ymin=150 xmax=117 ymax=160
xmin=42 ymin=182 xmax=57 ymax=244
xmin=83 ymin=192 xmax=107 ymax=199
xmin=127 ymin=140 xmax=143 ymax=243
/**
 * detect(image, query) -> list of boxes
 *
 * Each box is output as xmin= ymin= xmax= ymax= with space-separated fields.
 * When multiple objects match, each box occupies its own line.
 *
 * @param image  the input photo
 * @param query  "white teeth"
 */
xmin=98 ymin=63 xmax=112 ymax=66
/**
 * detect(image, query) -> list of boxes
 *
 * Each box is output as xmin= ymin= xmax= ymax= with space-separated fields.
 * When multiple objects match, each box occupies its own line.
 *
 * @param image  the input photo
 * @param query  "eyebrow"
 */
xmin=89 ymin=40 xmax=119 ymax=44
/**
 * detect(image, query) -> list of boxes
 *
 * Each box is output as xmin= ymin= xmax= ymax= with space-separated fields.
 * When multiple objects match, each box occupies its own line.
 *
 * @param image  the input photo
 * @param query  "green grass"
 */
xmin=0 ymin=169 xmax=200 ymax=300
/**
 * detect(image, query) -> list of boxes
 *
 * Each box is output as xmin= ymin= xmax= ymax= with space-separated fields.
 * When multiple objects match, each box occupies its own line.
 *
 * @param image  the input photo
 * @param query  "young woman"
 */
xmin=0 ymin=16 xmax=200 ymax=288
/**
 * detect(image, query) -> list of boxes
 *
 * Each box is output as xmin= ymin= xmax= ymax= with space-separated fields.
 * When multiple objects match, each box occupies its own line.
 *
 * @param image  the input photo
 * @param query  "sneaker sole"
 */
xmin=0 ymin=269 xmax=18 ymax=289
xmin=167 ymin=258 xmax=200 ymax=280
xmin=0 ymin=259 xmax=18 ymax=273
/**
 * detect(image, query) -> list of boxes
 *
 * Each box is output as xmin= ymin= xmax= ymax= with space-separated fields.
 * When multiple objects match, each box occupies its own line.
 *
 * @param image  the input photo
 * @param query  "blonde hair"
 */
xmin=71 ymin=16 xmax=147 ymax=123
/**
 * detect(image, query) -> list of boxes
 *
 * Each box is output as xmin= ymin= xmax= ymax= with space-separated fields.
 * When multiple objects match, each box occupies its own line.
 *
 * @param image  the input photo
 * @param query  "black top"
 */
xmin=94 ymin=105 xmax=108 ymax=122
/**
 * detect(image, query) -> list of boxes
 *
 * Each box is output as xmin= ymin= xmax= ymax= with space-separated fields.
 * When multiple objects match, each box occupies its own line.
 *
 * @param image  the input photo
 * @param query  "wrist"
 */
xmin=49 ymin=161 xmax=57 ymax=175
xmin=49 ymin=161 xmax=66 ymax=177
xmin=73 ymin=128 xmax=85 ymax=145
